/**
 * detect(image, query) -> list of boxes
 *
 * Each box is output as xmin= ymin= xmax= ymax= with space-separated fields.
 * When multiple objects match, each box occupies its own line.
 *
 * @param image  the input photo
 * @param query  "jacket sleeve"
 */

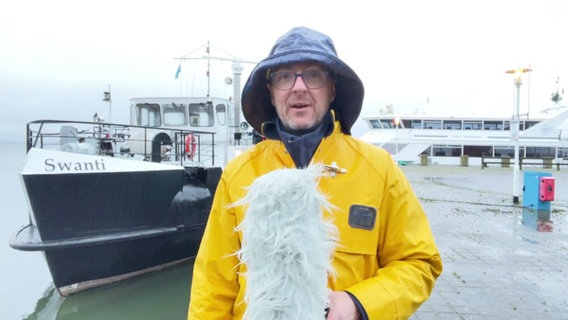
xmin=347 ymin=162 xmax=443 ymax=319
xmin=188 ymin=175 xmax=241 ymax=319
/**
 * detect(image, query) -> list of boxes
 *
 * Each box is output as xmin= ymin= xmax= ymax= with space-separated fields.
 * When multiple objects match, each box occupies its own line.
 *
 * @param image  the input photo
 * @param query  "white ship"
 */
xmin=360 ymin=108 xmax=568 ymax=166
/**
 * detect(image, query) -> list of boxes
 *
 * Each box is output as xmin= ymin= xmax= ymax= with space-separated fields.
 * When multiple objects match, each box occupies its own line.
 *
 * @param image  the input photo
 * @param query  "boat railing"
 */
xmin=25 ymin=119 xmax=218 ymax=166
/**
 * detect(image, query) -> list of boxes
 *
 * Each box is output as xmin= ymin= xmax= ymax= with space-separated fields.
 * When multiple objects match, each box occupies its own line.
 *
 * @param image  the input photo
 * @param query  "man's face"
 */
xmin=267 ymin=62 xmax=335 ymax=133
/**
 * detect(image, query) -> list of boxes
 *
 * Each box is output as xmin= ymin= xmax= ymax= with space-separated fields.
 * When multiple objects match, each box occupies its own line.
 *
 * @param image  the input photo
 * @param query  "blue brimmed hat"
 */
xmin=241 ymin=26 xmax=364 ymax=135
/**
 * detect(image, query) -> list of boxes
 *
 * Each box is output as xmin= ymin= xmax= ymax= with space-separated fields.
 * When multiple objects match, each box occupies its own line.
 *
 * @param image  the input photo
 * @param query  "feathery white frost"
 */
xmin=233 ymin=164 xmax=337 ymax=320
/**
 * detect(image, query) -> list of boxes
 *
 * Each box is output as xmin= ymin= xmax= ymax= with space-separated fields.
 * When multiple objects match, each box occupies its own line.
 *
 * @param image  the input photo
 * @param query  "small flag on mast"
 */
xmin=175 ymin=64 xmax=181 ymax=79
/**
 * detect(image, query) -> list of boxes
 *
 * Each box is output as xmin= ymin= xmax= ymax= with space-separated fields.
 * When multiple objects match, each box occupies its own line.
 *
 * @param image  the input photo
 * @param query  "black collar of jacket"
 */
xmin=260 ymin=110 xmax=335 ymax=168
xmin=260 ymin=109 xmax=336 ymax=140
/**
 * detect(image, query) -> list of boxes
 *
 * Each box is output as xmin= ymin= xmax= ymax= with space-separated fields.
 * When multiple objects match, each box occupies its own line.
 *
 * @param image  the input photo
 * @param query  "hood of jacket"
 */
xmin=241 ymin=26 xmax=364 ymax=135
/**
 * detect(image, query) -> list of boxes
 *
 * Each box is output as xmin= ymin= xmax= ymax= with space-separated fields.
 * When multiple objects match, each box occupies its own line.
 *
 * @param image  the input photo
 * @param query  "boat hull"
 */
xmin=11 ymin=148 xmax=220 ymax=295
xmin=43 ymin=228 xmax=201 ymax=295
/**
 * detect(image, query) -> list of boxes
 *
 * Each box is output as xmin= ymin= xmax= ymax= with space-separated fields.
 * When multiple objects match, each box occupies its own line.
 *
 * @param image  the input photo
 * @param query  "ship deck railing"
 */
xmin=25 ymin=119 xmax=218 ymax=167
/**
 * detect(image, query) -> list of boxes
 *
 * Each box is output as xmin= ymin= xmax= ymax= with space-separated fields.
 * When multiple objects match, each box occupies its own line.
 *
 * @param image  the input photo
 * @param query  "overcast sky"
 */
xmin=1 ymin=0 xmax=567 ymax=140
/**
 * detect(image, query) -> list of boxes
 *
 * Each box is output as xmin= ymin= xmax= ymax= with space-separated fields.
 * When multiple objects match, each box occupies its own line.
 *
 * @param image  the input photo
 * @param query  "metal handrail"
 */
xmin=25 ymin=119 xmax=217 ymax=166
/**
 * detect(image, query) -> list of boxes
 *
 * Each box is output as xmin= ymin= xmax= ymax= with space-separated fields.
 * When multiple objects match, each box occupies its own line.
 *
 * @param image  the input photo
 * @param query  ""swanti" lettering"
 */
xmin=44 ymin=158 xmax=107 ymax=172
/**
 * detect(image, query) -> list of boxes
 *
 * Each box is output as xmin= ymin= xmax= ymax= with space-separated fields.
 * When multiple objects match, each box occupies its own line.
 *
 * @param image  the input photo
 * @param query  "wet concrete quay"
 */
xmin=403 ymin=165 xmax=568 ymax=320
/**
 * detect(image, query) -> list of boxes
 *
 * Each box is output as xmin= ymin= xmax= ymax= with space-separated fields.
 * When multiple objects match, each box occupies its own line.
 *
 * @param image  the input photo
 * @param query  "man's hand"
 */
xmin=326 ymin=291 xmax=361 ymax=320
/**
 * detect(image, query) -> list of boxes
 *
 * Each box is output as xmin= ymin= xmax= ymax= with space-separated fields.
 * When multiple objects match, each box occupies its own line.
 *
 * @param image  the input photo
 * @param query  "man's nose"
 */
xmin=292 ymin=74 xmax=308 ymax=90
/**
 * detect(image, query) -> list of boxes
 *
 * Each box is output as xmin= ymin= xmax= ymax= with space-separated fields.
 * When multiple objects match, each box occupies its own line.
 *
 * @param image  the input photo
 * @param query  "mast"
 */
xmin=206 ymin=41 xmax=211 ymax=99
xmin=232 ymin=61 xmax=244 ymax=130
xmin=174 ymin=43 xmax=255 ymax=95
xmin=174 ymin=43 xmax=256 ymax=129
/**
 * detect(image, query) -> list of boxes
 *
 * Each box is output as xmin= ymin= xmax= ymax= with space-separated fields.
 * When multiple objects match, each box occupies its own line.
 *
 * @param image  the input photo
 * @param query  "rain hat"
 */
xmin=241 ymin=26 xmax=364 ymax=135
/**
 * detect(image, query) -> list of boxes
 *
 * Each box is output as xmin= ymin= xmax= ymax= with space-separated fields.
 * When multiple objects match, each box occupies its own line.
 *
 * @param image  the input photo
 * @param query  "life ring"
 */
xmin=185 ymin=133 xmax=196 ymax=159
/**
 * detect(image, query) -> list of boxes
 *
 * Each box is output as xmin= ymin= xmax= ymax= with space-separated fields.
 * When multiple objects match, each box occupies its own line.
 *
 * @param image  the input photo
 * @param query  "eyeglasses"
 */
xmin=268 ymin=70 xmax=330 ymax=90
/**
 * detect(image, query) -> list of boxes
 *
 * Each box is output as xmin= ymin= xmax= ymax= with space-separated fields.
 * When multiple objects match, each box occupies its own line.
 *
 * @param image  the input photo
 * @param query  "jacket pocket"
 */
xmin=335 ymin=205 xmax=379 ymax=255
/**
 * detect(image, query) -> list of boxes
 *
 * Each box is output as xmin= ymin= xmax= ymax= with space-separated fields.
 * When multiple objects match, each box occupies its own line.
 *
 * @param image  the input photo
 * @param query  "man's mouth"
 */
xmin=291 ymin=102 xmax=309 ymax=109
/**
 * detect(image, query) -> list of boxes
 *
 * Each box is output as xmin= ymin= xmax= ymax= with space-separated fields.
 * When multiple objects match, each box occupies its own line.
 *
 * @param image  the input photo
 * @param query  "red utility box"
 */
xmin=539 ymin=177 xmax=555 ymax=201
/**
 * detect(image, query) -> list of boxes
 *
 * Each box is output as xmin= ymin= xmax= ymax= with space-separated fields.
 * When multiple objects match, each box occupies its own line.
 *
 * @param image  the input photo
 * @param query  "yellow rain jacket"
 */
xmin=188 ymin=121 xmax=442 ymax=320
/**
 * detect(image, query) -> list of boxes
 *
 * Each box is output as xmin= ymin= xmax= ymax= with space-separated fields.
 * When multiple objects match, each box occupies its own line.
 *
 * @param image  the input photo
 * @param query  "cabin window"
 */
xmin=188 ymin=102 xmax=214 ymax=127
xmin=163 ymin=103 xmax=188 ymax=127
xmin=483 ymin=121 xmax=503 ymax=130
xmin=494 ymin=146 xmax=522 ymax=158
xmin=433 ymin=145 xmax=460 ymax=157
xmin=411 ymin=120 xmax=422 ymax=129
xmin=463 ymin=121 xmax=482 ymax=130
xmin=443 ymin=120 xmax=461 ymax=130
xmin=369 ymin=119 xmax=381 ymax=129
xmin=216 ymin=104 xmax=227 ymax=126
xmin=559 ymin=147 xmax=568 ymax=159
xmin=464 ymin=145 xmax=492 ymax=157
xmin=135 ymin=103 xmax=162 ymax=127
xmin=503 ymin=121 xmax=510 ymax=131
xmin=526 ymin=147 xmax=555 ymax=159
xmin=423 ymin=120 xmax=442 ymax=129
xmin=380 ymin=119 xmax=395 ymax=128
xmin=524 ymin=121 xmax=539 ymax=130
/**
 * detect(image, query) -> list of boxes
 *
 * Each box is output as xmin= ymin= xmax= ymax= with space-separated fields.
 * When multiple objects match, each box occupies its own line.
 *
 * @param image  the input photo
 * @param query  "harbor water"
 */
xmin=2 ymin=140 xmax=567 ymax=319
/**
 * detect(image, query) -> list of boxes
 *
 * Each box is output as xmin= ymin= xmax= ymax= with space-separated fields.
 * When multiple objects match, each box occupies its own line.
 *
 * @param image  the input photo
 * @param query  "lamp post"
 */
xmin=505 ymin=67 xmax=532 ymax=204
xmin=103 ymin=84 xmax=112 ymax=123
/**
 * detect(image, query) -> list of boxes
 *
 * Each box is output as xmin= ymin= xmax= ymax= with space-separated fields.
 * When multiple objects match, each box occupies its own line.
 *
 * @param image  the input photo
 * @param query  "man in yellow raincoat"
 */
xmin=188 ymin=26 xmax=442 ymax=320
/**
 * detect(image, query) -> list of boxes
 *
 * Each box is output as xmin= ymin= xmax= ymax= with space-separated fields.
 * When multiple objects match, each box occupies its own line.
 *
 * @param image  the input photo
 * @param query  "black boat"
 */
xmin=10 ymin=115 xmax=251 ymax=295
xmin=9 ymin=44 xmax=256 ymax=295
